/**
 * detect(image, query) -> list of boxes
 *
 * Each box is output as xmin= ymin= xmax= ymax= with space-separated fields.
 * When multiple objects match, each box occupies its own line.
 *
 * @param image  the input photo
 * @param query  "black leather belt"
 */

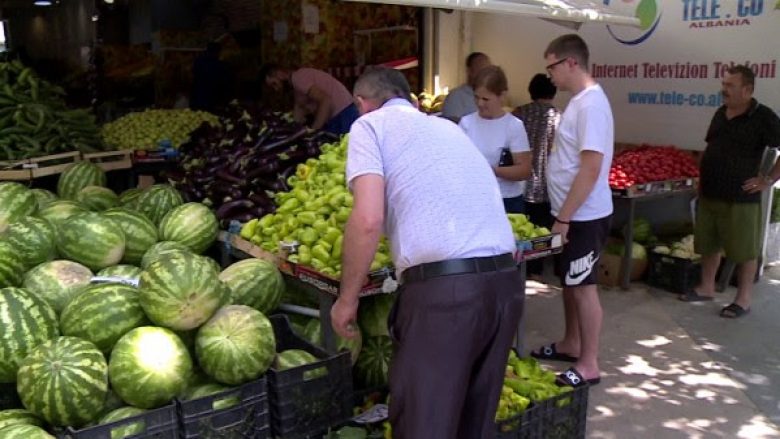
xmin=401 ymin=253 xmax=516 ymax=284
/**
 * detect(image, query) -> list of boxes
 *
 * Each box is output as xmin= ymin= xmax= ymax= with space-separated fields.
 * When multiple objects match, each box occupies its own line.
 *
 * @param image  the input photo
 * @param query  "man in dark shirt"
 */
xmin=682 ymin=65 xmax=780 ymax=318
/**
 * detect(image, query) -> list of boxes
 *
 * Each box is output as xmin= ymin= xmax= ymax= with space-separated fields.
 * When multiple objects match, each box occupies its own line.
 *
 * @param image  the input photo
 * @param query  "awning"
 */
xmin=340 ymin=0 xmax=641 ymax=28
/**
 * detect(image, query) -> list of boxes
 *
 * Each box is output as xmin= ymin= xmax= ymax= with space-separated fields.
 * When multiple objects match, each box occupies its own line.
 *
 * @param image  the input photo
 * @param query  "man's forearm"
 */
xmin=311 ymin=100 xmax=331 ymax=130
xmin=557 ymin=167 xmax=600 ymax=221
xmin=339 ymin=216 xmax=382 ymax=302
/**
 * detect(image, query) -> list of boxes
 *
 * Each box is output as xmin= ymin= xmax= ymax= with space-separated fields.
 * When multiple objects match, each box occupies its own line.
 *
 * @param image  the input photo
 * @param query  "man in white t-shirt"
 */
xmin=441 ymin=52 xmax=492 ymax=123
xmin=330 ymin=67 xmax=523 ymax=438
xmin=530 ymin=34 xmax=614 ymax=390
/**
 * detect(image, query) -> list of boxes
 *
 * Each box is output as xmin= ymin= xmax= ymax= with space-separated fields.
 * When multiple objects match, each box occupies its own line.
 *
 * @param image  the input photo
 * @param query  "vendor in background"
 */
xmin=513 ymin=74 xmax=561 ymax=278
xmin=441 ymin=52 xmax=492 ymax=123
xmin=260 ymin=65 xmax=359 ymax=135
xmin=459 ymin=66 xmax=531 ymax=213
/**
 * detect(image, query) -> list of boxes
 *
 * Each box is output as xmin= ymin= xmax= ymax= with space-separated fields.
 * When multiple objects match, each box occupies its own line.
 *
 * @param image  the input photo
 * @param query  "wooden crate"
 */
xmin=29 ymin=152 xmax=83 ymax=178
xmin=0 ymin=159 xmax=33 ymax=181
xmin=83 ymin=150 xmax=133 ymax=171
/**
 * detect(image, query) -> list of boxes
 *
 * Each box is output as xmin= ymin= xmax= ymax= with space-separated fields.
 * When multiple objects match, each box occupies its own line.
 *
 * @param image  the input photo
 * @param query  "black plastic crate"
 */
xmin=647 ymin=251 xmax=701 ymax=294
xmin=177 ymin=377 xmax=270 ymax=439
xmin=495 ymin=384 xmax=589 ymax=439
xmin=59 ymin=403 xmax=178 ymax=439
xmin=268 ymin=315 xmax=353 ymax=439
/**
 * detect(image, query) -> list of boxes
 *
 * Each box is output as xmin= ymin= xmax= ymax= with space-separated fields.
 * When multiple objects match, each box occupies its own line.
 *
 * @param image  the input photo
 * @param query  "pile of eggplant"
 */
xmin=168 ymin=104 xmax=337 ymax=226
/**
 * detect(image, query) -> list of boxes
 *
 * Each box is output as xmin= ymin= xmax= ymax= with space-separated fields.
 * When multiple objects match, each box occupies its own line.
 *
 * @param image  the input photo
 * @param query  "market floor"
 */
xmin=522 ymin=265 xmax=780 ymax=439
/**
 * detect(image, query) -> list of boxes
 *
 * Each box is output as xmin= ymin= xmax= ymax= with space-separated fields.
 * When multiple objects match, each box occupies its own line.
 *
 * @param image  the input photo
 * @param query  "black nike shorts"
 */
xmin=555 ymin=215 xmax=612 ymax=287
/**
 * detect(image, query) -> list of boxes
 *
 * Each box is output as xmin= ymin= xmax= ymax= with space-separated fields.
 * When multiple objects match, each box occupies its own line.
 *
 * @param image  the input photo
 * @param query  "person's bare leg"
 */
xmin=570 ymin=284 xmax=602 ymax=380
xmin=732 ymin=259 xmax=757 ymax=310
xmin=687 ymin=252 xmax=720 ymax=298
xmin=555 ymin=287 xmax=581 ymax=356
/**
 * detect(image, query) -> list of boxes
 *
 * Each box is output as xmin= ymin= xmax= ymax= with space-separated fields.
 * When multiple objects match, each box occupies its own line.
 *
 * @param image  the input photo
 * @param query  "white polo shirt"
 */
xmin=459 ymin=112 xmax=531 ymax=199
xmin=346 ymin=98 xmax=516 ymax=274
xmin=547 ymin=84 xmax=614 ymax=221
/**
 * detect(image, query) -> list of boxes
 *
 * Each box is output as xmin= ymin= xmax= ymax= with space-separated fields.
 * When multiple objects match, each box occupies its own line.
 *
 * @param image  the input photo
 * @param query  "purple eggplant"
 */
xmin=216 ymin=199 xmax=254 ymax=220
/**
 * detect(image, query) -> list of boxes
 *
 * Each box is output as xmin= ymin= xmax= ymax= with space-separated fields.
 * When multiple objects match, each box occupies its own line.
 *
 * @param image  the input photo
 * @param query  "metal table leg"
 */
xmin=621 ymin=198 xmax=636 ymax=289
xmin=319 ymin=292 xmax=337 ymax=353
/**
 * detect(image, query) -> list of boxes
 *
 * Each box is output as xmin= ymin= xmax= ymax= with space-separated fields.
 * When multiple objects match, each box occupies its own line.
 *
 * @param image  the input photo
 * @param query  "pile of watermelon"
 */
xmin=0 ymin=162 xmax=301 ymax=436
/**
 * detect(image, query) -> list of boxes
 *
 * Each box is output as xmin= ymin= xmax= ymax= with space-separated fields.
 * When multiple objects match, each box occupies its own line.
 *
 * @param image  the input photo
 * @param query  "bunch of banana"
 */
xmin=0 ymin=61 xmax=104 ymax=161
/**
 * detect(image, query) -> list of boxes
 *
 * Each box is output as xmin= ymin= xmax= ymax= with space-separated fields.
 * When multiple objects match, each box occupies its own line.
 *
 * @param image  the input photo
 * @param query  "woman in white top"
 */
xmin=459 ymin=66 xmax=532 ymax=213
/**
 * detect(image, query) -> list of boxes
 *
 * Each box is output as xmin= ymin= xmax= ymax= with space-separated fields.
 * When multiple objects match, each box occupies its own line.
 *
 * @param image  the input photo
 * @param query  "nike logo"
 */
xmin=564 ymin=251 xmax=598 ymax=286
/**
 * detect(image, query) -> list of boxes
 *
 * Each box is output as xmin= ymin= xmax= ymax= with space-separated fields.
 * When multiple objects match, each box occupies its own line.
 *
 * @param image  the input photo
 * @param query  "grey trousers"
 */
xmin=388 ymin=267 xmax=525 ymax=439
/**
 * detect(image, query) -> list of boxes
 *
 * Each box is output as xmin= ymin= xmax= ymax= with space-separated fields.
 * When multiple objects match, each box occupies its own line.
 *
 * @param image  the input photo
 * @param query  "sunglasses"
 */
xmin=545 ymin=58 xmax=569 ymax=74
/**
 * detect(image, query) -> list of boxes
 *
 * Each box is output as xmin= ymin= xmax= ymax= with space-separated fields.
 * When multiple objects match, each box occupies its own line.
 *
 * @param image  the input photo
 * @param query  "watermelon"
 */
xmin=219 ymin=259 xmax=284 ymax=313
xmin=2 ymin=217 xmax=57 ymax=269
xmin=183 ymin=383 xmax=239 ymax=410
xmin=99 ymin=390 xmax=125 ymax=418
xmin=57 ymin=161 xmax=106 ymax=200
xmin=0 ymin=243 xmax=25 ymax=289
xmin=60 ymin=283 xmax=149 ymax=354
xmin=303 ymin=318 xmax=362 ymax=365
xmin=57 ymin=212 xmax=126 ymax=271
xmin=354 ymin=335 xmax=393 ymax=388
xmin=98 ymin=406 xmax=147 ymax=438
xmin=140 ymin=241 xmax=190 ymax=269
xmin=29 ymin=189 xmax=57 ymax=211
xmin=22 ymin=260 xmax=93 ymax=314
xmin=109 ymin=326 xmax=193 ymax=409
xmin=0 ymin=288 xmax=59 ymax=383
xmin=117 ymin=188 xmax=143 ymax=209
xmin=103 ymin=208 xmax=158 ymax=266
xmin=158 ymin=203 xmax=218 ymax=254
xmin=97 ymin=265 xmax=142 ymax=279
xmin=17 ymin=336 xmax=108 ymax=427
xmin=135 ymin=185 xmax=183 ymax=225
xmin=0 ymin=182 xmax=36 ymax=233
xmin=275 ymin=349 xmax=326 ymax=380
xmin=138 ymin=253 xmax=228 ymax=331
xmin=0 ymin=409 xmax=43 ymax=430
xmin=75 ymin=186 xmax=119 ymax=211
xmin=0 ymin=424 xmax=54 ymax=438
xmin=36 ymin=201 xmax=87 ymax=226
xmin=195 ymin=305 xmax=276 ymax=385
xmin=358 ymin=293 xmax=396 ymax=338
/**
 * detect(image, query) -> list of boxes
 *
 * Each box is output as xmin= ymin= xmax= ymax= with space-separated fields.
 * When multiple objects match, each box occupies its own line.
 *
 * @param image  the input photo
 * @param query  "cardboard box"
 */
xmin=598 ymin=252 xmax=648 ymax=287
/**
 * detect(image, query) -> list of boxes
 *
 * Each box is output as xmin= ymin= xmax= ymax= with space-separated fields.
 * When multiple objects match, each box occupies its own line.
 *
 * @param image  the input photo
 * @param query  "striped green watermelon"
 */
xmin=158 ymin=203 xmax=218 ymax=254
xmin=140 ymin=241 xmax=190 ymax=269
xmin=17 ymin=336 xmax=108 ymax=427
xmin=76 ymin=186 xmax=119 ymax=211
xmin=109 ymin=326 xmax=193 ymax=409
xmin=358 ymin=293 xmax=395 ymax=338
xmin=97 ymin=265 xmax=142 ymax=279
xmin=0 ymin=409 xmax=43 ymax=430
xmin=57 ymin=161 xmax=106 ymax=200
xmin=22 ymin=260 xmax=93 ymax=314
xmin=98 ymin=406 xmax=147 ymax=438
xmin=138 ymin=253 xmax=228 ymax=331
xmin=29 ymin=189 xmax=57 ymax=211
xmin=0 ymin=424 xmax=54 ymax=438
xmin=218 ymin=259 xmax=284 ymax=313
xmin=36 ymin=201 xmax=87 ymax=226
xmin=354 ymin=335 xmax=392 ymax=389
xmin=135 ymin=185 xmax=183 ymax=225
xmin=195 ymin=305 xmax=276 ymax=385
xmin=0 ymin=243 xmax=25 ymax=289
xmin=303 ymin=318 xmax=362 ymax=365
xmin=98 ymin=390 xmax=124 ymax=419
xmin=1 ymin=217 xmax=57 ymax=269
xmin=0 ymin=182 xmax=36 ymax=233
xmin=60 ymin=283 xmax=149 ymax=354
xmin=103 ymin=208 xmax=158 ymax=266
xmin=0 ymin=288 xmax=59 ymax=383
xmin=117 ymin=188 xmax=143 ymax=209
xmin=275 ymin=349 xmax=325 ymax=380
xmin=183 ymin=383 xmax=238 ymax=410
xmin=57 ymin=212 xmax=126 ymax=271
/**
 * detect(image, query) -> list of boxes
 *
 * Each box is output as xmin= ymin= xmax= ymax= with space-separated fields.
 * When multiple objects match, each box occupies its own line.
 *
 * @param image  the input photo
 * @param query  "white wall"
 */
xmin=459 ymin=0 xmax=780 ymax=150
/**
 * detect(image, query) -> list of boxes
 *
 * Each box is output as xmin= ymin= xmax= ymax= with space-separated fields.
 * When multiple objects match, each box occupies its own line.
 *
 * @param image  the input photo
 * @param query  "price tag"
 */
xmin=90 ymin=276 xmax=139 ymax=288
xmin=352 ymin=404 xmax=388 ymax=424
xmin=22 ymin=163 xmax=39 ymax=169
xmin=686 ymin=179 xmax=693 ymax=186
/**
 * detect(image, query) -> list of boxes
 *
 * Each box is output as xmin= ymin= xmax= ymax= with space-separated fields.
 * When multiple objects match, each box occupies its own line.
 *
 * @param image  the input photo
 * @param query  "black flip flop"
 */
xmin=555 ymin=367 xmax=600 ymax=388
xmin=678 ymin=291 xmax=714 ymax=302
xmin=530 ymin=343 xmax=578 ymax=363
xmin=720 ymin=303 xmax=750 ymax=318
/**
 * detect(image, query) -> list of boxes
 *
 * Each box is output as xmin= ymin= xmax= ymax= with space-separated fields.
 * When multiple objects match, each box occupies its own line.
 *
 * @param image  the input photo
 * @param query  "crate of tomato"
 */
xmin=609 ymin=145 xmax=699 ymax=195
